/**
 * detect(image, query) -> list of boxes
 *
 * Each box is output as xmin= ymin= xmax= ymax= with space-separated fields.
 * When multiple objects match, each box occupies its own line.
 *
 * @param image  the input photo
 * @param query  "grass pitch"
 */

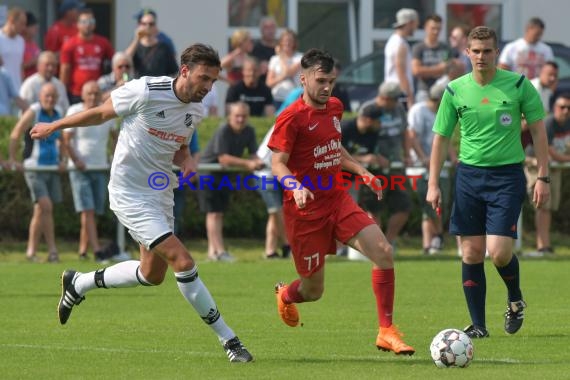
xmin=1 ymin=240 xmax=569 ymax=380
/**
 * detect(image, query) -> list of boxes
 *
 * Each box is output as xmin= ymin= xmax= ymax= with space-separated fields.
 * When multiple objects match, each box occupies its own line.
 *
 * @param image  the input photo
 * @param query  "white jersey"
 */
xmin=110 ymin=76 xmax=203 ymax=198
xmin=384 ymin=33 xmax=414 ymax=95
xmin=65 ymin=103 xmax=116 ymax=168
xmin=20 ymin=73 xmax=70 ymax=115
xmin=498 ymin=38 xmax=553 ymax=80
xmin=254 ymin=125 xmax=274 ymax=178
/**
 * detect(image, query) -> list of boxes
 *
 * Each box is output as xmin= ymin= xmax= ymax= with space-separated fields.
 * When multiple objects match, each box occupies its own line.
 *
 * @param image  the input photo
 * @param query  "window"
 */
xmin=229 ymin=0 xmax=288 ymax=27
xmin=446 ymin=3 xmax=502 ymax=36
xmin=373 ymin=0 xmax=436 ymax=29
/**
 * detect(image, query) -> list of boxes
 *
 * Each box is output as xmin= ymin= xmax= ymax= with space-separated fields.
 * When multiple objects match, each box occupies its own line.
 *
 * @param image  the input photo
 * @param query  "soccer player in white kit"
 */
xmin=29 ymin=43 xmax=253 ymax=363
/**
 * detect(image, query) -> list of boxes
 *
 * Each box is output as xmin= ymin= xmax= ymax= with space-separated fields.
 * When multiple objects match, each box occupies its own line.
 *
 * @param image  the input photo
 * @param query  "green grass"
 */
xmin=1 ymin=240 xmax=569 ymax=379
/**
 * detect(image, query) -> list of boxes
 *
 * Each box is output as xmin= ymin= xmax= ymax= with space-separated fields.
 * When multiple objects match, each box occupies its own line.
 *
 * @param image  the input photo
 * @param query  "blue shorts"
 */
xmin=256 ymin=177 xmax=283 ymax=213
xmin=69 ymin=170 xmax=109 ymax=214
xmin=450 ymin=163 xmax=526 ymax=238
xmin=24 ymin=171 xmax=62 ymax=203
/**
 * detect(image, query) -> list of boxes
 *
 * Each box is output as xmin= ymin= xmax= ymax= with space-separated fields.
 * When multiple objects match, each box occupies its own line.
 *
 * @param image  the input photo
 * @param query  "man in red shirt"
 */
xmin=268 ymin=48 xmax=415 ymax=355
xmin=59 ymin=8 xmax=114 ymax=104
xmin=44 ymin=0 xmax=83 ymax=55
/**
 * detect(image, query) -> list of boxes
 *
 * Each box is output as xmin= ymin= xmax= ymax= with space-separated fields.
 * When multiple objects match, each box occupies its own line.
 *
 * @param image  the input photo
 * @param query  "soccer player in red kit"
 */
xmin=268 ymin=48 xmax=415 ymax=355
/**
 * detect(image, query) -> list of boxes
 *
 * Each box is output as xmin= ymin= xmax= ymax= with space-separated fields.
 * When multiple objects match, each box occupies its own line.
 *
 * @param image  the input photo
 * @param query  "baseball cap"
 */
xmin=429 ymin=83 xmax=447 ymax=100
xmin=393 ymin=8 xmax=419 ymax=28
xmin=378 ymin=82 xmax=403 ymax=99
xmin=359 ymin=104 xmax=383 ymax=119
xmin=59 ymin=0 xmax=85 ymax=15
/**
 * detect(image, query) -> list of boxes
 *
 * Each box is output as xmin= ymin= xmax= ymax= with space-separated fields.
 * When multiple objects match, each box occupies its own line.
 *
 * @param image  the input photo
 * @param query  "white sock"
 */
xmin=175 ymin=266 xmax=235 ymax=342
xmin=74 ymin=260 xmax=152 ymax=296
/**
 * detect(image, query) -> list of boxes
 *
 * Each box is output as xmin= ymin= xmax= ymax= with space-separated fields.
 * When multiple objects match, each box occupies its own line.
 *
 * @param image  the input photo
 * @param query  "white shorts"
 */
xmin=109 ymin=188 xmax=174 ymax=250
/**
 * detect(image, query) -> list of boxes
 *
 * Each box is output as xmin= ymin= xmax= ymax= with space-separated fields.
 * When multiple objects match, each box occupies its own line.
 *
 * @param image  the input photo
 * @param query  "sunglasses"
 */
xmin=79 ymin=18 xmax=96 ymax=25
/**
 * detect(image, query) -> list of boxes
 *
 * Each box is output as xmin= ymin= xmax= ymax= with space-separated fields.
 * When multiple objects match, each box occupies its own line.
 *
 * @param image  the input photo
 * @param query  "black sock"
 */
xmin=495 ymin=254 xmax=522 ymax=303
xmin=462 ymin=262 xmax=486 ymax=328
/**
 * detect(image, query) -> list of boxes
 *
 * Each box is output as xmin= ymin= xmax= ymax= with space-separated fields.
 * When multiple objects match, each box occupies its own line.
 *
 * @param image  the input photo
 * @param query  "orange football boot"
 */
xmin=275 ymin=282 xmax=300 ymax=327
xmin=376 ymin=325 xmax=415 ymax=355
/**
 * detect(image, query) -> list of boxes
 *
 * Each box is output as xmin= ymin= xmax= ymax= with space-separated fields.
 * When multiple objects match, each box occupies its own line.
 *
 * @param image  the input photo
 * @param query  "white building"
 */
xmin=7 ymin=0 xmax=570 ymax=111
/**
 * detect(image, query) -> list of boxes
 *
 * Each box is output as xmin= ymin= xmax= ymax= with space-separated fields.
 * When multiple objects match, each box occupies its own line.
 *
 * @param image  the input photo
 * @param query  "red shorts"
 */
xmin=284 ymin=192 xmax=375 ymax=277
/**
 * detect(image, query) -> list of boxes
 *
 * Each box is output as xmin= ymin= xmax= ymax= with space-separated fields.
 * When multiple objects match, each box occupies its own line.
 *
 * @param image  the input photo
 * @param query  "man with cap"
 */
xmin=44 ymin=0 xmax=84 ymax=55
xmin=357 ymin=82 xmax=412 ymax=251
xmin=384 ymin=8 xmax=419 ymax=109
xmin=408 ymin=82 xmax=457 ymax=254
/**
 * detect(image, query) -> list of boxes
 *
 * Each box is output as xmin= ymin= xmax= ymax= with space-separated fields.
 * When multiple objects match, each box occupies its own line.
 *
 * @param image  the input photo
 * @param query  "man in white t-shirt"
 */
xmin=30 ymin=44 xmax=253 ymax=363
xmin=0 ymin=7 xmax=26 ymax=92
xmin=498 ymin=17 xmax=553 ymax=80
xmin=384 ymin=8 xmax=418 ymax=109
xmin=20 ymin=51 xmax=70 ymax=114
xmin=64 ymin=81 xmax=117 ymax=262
xmin=530 ymin=61 xmax=559 ymax=113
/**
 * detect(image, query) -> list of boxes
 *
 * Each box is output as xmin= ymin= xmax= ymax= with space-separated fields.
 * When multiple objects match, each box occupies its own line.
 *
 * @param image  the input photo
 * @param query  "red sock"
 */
xmin=372 ymin=268 xmax=395 ymax=327
xmin=282 ymin=279 xmax=305 ymax=304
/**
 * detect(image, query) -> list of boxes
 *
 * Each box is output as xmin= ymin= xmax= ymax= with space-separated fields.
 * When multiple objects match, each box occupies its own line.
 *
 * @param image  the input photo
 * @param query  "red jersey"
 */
xmin=23 ymin=40 xmax=41 ymax=78
xmin=60 ymin=34 xmax=114 ymax=96
xmin=44 ymin=20 xmax=78 ymax=53
xmin=269 ymin=96 xmax=344 ymax=219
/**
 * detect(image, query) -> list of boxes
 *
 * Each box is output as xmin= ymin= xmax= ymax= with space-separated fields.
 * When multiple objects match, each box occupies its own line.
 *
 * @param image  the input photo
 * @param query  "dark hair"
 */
xmin=527 ymin=17 xmax=545 ymax=30
xmin=543 ymin=60 xmax=559 ymax=70
xmin=468 ymin=26 xmax=498 ymax=48
xmin=301 ymin=48 xmax=334 ymax=73
xmin=333 ymin=58 xmax=342 ymax=71
xmin=26 ymin=11 xmax=38 ymax=26
xmin=136 ymin=8 xmax=157 ymax=22
xmin=180 ymin=43 xmax=221 ymax=69
xmin=425 ymin=14 xmax=443 ymax=24
xmin=556 ymin=92 xmax=570 ymax=101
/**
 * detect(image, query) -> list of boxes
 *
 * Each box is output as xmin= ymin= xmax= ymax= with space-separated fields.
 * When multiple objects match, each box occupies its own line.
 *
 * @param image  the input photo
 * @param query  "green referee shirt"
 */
xmin=433 ymin=69 xmax=545 ymax=166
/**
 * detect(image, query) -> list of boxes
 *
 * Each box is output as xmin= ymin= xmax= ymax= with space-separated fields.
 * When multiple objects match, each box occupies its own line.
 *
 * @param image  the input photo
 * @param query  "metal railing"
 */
xmin=4 ymin=161 xmax=570 ymax=255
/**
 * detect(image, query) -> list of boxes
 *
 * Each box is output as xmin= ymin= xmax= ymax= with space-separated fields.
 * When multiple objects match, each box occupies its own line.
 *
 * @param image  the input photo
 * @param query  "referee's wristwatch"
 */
xmin=537 ymin=176 xmax=551 ymax=183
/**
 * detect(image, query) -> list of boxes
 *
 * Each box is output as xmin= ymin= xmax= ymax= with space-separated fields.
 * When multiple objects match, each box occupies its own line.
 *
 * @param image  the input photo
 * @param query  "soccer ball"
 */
xmin=430 ymin=328 xmax=474 ymax=368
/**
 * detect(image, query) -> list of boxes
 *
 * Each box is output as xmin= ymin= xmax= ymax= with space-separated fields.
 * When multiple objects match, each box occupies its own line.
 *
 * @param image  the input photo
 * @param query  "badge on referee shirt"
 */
xmin=499 ymin=113 xmax=513 ymax=126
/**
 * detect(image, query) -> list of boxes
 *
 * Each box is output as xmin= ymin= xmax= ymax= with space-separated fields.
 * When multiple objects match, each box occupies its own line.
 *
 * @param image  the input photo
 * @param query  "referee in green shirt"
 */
xmin=427 ymin=26 xmax=550 ymax=339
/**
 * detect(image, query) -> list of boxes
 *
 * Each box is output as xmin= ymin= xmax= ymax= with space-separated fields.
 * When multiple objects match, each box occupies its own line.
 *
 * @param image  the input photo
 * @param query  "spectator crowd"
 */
xmin=0 ymin=2 xmax=567 ymax=261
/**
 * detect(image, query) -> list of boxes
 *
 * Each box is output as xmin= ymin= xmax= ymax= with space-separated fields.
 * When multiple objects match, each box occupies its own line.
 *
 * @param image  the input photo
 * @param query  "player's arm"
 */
xmin=30 ymin=97 xmax=118 ymax=140
xmin=272 ymin=149 xmax=314 ymax=208
xmin=8 ymin=107 xmax=36 ymax=169
xmin=173 ymin=144 xmax=197 ymax=178
xmin=527 ymin=119 xmax=550 ymax=207
xmin=340 ymin=146 xmax=383 ymax=200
